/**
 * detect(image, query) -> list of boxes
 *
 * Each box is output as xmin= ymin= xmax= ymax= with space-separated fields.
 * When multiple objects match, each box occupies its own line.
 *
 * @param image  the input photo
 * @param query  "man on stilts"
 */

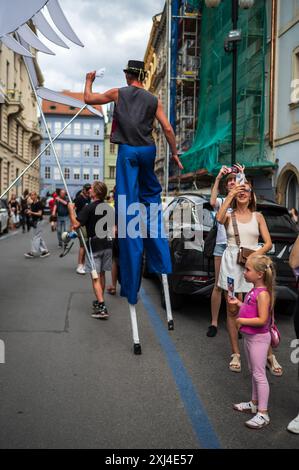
xmin=84 ymin=60 xmax=183 ymax=354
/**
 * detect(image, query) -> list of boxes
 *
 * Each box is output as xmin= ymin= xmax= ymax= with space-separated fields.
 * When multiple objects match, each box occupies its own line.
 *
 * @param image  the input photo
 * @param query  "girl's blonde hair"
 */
xmin=250 ymin=255 xmax=276 ymax=311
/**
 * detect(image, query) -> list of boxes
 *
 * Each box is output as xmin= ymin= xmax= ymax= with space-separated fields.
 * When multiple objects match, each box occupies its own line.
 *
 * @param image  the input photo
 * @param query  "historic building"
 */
xmin=104 ymin=104 xmax=117 ymax=193
xmin=40 ymin=91 xmax=104 ymax=198
xmin=0 ymin=41 xmax=42 ymax=198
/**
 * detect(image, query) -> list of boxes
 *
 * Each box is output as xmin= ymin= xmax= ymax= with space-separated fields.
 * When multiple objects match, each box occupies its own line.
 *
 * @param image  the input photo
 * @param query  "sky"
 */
xmin=38 ymin=0 xmax=165 ymax=98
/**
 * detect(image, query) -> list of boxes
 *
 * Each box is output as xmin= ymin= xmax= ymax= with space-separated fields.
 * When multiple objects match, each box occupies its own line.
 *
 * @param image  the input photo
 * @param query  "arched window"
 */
xmin=286 ymin=172 xmax=299 ymax=210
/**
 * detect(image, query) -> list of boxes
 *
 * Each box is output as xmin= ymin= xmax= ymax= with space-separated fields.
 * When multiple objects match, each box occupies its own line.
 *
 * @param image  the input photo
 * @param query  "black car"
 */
xmin=144 ymin=193 xmax=298 ymax=311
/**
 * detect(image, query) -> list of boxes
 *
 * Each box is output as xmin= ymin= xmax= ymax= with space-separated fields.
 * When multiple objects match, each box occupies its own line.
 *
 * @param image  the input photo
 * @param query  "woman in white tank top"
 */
xmin=216 ymin=181 xmax=274 ymax=373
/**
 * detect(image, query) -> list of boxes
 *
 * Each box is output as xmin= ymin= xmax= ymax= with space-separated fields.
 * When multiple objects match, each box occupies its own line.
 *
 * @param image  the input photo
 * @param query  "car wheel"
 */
xmin=160 ymin=279 xmax=184 ymax=310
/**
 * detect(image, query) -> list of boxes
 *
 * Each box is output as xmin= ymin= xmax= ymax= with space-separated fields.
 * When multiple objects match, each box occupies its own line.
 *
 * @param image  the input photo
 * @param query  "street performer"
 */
xmin=84 ymin=60 xmax=183 ymax=353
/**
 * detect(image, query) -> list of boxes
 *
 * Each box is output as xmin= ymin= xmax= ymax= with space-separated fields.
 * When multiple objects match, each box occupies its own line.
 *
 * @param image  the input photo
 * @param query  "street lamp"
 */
xmin=205 ymin=0 xmax=255 ymax=166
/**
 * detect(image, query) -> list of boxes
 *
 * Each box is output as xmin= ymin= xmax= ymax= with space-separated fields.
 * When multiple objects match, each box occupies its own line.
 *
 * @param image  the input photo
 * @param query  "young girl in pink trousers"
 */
xmin=228 ymin=254 xmax=276 ymax=429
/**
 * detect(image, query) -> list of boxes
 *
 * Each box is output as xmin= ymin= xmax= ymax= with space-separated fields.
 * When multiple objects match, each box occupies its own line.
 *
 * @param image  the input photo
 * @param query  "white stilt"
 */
xmin=162 ymin=274 xmax=174 ymax=330
xmin=129 ymin=303 xmax=142 ymax=355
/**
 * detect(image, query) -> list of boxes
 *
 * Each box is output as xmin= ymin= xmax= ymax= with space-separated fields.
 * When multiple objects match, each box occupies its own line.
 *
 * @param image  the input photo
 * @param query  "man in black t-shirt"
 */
xmin=24 ymin=192 xmax=50 ymax=259
xmin=74 ymin=183 xmax=92 ymax=274
xmin=69 ymin=181 xmax=113 ymax=319
xmin=52 ymin=189 xmax=69 ymax=247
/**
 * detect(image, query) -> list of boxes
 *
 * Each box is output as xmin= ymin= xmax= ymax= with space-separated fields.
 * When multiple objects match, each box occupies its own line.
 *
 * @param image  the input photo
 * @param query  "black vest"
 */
xmin=110 ymin=86 xmax=158 ymax=146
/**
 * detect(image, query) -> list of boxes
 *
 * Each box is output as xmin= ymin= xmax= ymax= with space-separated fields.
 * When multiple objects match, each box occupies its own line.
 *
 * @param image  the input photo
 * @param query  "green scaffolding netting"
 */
xmin=180 ymin=0 xmax=273 ymax=175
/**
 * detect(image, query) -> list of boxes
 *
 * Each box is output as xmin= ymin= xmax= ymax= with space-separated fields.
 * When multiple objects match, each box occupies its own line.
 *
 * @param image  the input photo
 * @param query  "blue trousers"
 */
xmin=115 ymin=144 xmax=172 ymax=305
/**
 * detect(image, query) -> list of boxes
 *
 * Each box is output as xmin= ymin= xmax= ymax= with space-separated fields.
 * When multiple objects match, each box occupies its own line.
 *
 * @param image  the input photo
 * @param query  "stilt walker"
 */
xmin=84 ymin=61 xmax=184 ymax=354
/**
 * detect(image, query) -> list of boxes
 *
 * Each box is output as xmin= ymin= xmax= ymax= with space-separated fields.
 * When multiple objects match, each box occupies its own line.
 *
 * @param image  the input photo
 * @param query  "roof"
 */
xmin=42 ymin=90 xmax=103 ymax=117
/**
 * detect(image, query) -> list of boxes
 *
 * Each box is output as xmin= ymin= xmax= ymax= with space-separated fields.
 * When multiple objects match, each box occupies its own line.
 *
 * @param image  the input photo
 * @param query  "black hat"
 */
xmin=83 ymin=183 xmax=91 ymax=191
xmin=123 ymin=60 xmax=145 ymax=74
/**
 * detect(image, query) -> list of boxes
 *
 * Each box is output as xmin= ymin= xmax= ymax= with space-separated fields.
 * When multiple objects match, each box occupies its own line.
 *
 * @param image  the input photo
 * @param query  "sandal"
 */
xmin=229 ymin=353 xmax=241 ymax=373
xmin=106 ymin=286 xmax=116 ymax=295
xmin=266 ymin=354 xmax=283 ymax=376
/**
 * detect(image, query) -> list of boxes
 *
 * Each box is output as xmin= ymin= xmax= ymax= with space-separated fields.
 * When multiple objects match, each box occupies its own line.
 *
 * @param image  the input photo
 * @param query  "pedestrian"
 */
xmin=74 ymin=183 xmax=92 ymax=275
xmin=52 ymin=189 xmax=70 ymax=247
xmin=84 ymin=60 xmax=183 ymax=307
xmin=8 ymin=193 xmax=20 ymax=230
xmin=217 ymin=181 xmax=282 ymax=375
xmin=20 ymin=189 xmax=30 ymax=233
xmin=207 ymin=164 xmax=243 ymax=337
xmin=287 ymin=235 xmax=299 ymax=434
xmin=69 ymin=181 xmax=113 ymax=319
xmin=24 ymin=191 xmax=50 ymax=258
xmin=49 ymin=192 xmax=57 ymax=232
xmin=228 ymin=254 xmax=275 ymax=429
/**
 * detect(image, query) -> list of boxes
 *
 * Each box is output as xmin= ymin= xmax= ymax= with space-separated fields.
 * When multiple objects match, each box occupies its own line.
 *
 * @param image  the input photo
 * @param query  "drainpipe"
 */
xmin=269 ymin=0 xmax=277 ymax=149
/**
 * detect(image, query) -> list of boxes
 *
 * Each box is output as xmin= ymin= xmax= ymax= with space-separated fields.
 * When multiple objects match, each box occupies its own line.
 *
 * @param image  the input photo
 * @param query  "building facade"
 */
xmin=103 ymin=103 xmax=117 ymax=192
xmin=40 ymin=92 xmax=104 ymax=198
xmin=273 ymin=0 xmax=299 ymax=210
xmin=0 ymin=41 xmax=42 ymax=198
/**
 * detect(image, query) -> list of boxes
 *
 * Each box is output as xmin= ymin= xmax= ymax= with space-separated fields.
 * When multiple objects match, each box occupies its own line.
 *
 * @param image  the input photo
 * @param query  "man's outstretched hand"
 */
xmin=172 ymin=154 xmax=184 ymax=170
xmin=86 ymin=71 xmax=96 ymax=83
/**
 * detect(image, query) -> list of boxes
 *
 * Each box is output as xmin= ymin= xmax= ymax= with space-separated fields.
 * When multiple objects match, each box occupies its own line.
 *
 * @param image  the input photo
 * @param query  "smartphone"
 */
xmin=227 ymin=277 xmax=235 ymax=299
xmin=236 ymin=172 xmax=245 ymax=185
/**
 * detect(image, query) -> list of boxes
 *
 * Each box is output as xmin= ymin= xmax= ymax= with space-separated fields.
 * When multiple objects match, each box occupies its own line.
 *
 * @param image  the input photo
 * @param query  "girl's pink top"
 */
xmin=238 ymin=287 xmax=271 ymax=335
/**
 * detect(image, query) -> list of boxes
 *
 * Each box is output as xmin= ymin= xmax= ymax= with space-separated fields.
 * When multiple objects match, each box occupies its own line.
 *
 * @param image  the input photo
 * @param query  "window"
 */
xmin=54 ymin=143 xmax=62 ymax=157
xmin=74 ymin=122 xmax=81 ymax=135
xmin=54 ymin=121 xmax=62 ymax=135
xmin=46 ymin=122 xmax=52 ymax=135
xmin=45 ymin=166 xmax=51 ymax=179
xmin=93 ymin=169 xmax=100 ymax=180
xmin=109 ymin=166 xmax=116 ymax=179
xmin=64 ymin=122 xmax=71 ymax=135
xmin=83 ymin=168 xmax=90 ymax=180
xmin=64 ymin=167 xmax=70 ymax=180
xmin=63 ymin=143 xmax=71 ymax=157
xmin=73 ymin=168 xmax=80 ymax=180
xmin=83 ymin=144 xmax=90 ymax=157
xmin=93 ymin=123 xmax=100 ymax=136
xmin=50 ymin=105 xmax=56 ymax=110
xmin=94 ymin=144 xmax=99 ymax=157
xmin=110 ymin=143 xmax=116 ymax=154
xmin=54 ymin=167 xmax=60 ymax=180
xmin=83 ymin=122 xmax=91 ymax=136
xmin=45 ymin=145 xmax=51 ymax=156
xmin=73 ymin=144 xmax=81 ymax=158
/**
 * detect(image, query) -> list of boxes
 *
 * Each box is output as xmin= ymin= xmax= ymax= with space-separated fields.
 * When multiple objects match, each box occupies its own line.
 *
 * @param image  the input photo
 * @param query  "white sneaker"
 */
xmin=76 ymin=265 xmax=86 ymax=275
xmin=245 ymin=412 xmax=270 ymax=429
xmin=233 ymin=401 xmax=257 ymax=414
xmin=287 ymin=413 xmax=299 ymax=434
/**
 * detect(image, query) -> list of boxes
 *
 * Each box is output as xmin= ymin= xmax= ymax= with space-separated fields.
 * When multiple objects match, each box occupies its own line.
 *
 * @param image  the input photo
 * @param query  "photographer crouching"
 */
xmin=24 ymin=191 xmax=50 ymax=259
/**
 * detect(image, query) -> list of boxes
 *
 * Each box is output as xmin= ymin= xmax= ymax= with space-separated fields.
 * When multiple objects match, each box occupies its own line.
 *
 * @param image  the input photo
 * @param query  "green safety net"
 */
xmin=180 ymin=0 xmax=273 ymax=175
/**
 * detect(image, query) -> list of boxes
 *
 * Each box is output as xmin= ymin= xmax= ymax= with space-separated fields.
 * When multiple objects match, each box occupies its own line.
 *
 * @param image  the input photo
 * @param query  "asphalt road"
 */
xmin=0 ymin=223 xmax=298 ymax=449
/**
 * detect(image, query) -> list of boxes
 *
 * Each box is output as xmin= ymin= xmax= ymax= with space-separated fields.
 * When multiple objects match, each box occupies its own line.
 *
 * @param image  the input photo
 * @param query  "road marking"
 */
xmin=141 ymin=287 xmax=221 ymax=450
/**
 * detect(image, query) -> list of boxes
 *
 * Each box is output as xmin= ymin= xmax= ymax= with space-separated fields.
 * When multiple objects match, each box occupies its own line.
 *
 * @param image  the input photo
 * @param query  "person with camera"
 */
xmin=52 ymin=189 xmax=70 ymax=248
xmin=216 ymin=180 xmax=281 ymax=374
xmin=24 ymin=191 xmax=50 ymax=259
xmin=207 ymin=164 xmax=243 ymax=338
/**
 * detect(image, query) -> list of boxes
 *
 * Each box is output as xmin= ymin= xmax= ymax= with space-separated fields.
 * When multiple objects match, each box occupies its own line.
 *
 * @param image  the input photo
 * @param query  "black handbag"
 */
xmin=204 ymin=217 xmax=218 ymax=258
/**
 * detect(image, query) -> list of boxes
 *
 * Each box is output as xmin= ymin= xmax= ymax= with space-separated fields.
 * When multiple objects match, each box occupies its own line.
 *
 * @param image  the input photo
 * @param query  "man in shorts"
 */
xmin=69 ymin=181 xmax=112 ymax=319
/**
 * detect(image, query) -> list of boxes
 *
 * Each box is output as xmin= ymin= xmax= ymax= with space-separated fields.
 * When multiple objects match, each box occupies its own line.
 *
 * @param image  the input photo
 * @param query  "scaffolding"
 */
xmin=169 ymin=0 xmax=201 ymax=178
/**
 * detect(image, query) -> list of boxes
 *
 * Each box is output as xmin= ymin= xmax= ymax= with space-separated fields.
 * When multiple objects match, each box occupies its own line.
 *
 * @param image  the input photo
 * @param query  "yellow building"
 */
xmin=0 ymin=40 xmax=43 ymax=199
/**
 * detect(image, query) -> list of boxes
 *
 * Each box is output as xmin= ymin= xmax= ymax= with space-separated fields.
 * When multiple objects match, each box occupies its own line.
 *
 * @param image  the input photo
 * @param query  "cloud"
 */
xmin=38 ymin=0 xmax=165 ymax=96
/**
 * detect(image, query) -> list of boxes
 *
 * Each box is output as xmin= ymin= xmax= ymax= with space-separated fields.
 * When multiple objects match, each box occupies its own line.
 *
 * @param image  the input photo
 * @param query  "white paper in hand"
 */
xmin=96 ymin=68 xmax=106 ymax=79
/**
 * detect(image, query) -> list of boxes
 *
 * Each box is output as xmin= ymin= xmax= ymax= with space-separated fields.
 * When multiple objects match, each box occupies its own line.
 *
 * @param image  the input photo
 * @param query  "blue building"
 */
xmin=40 ymin=91 xmax=104 ymax=198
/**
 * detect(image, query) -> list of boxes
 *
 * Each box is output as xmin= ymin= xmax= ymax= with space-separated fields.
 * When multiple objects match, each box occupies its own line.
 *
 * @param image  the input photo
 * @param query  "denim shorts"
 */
xmin=213 ymin=243 xmax=227 ymax=257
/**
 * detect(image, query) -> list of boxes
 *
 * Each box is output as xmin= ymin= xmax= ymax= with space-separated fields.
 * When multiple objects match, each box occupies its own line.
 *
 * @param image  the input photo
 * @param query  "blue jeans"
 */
xmin=57 ymin=216 xmax=69 ymax=245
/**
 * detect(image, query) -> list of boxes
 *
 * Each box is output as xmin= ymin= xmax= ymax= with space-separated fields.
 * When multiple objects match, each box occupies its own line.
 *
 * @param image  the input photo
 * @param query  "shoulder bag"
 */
xmin=231 ymin=211 xmax=255 ymax=266
xmin=270 ymin=310 xmax=281 ymax=348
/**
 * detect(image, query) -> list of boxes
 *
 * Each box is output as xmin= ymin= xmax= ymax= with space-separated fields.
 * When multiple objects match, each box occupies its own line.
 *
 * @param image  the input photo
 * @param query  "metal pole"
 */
xmin=165 ymin=0 xmax=172 ymax=198
xmin=231 ymin=0 xmax=238 ymax=167
xmin=0 ymin=106 xmax=87 ymax=200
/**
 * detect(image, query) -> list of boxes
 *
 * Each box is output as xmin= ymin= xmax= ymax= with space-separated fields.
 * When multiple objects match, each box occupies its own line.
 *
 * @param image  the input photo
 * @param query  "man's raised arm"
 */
xmin=84 ymin=71 xmax=118 ymax=105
